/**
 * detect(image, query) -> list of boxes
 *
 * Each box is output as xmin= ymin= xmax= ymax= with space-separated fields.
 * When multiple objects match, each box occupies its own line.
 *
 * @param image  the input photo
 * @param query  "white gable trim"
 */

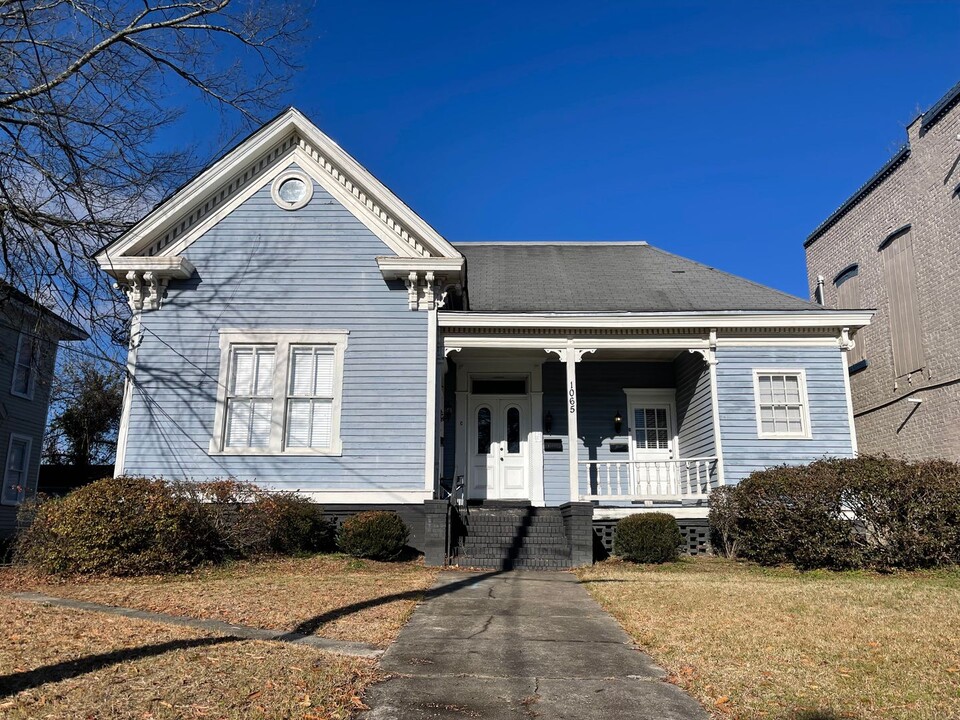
xmin=96 ymin=108 xmax=461 ymax=263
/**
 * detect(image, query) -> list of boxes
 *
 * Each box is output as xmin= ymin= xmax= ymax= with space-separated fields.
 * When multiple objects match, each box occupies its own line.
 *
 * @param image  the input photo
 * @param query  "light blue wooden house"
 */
xmin=96 ymin=109 xmax=872 ymax=566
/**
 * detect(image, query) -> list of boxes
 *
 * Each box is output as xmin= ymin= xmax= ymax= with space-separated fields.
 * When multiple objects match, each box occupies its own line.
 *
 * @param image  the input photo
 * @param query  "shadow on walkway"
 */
xmin=282 ymin=569 xmax=501 ymax=637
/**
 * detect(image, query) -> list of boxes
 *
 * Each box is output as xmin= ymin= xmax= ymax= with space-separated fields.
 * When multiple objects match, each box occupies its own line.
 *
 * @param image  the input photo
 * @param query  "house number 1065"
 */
xmin=568 ymin=382 xmax=576 ymax=413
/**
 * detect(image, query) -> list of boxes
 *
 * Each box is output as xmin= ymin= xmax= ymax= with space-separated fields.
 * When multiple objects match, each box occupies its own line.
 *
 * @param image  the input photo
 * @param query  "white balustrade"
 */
xmin=578 ymin=457 xmax=719 ymax=501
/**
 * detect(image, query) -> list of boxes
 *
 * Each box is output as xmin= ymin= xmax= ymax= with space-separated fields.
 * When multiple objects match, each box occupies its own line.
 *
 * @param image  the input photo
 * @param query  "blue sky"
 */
xmin=192 ymin=1 xmax=959 ymax=300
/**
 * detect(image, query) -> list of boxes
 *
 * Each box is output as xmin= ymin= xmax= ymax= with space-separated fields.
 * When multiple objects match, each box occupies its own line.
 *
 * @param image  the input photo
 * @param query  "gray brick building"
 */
xmin=805 ymin=80 xmax=960 ymax=460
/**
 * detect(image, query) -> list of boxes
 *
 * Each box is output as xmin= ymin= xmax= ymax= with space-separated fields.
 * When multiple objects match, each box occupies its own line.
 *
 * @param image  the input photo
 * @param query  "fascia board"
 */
xmin=96 ymin=255 xmax=195 ymax=280
xmin=438 ymin=311 xmax=875 ymax=330
xmin=376 ymin=256 xmax=464 ymax=279
xmin=96 ymin=112 xmax=300 ymax=262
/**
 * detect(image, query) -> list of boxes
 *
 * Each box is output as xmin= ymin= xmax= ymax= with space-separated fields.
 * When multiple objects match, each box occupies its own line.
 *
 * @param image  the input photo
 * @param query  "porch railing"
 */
xmin=579 ymin=457 xmax=719 ymax=502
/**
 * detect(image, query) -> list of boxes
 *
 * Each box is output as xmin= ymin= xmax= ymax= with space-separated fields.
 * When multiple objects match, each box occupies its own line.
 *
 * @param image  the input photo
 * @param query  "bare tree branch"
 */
xmin=0 ymin=0 xmax=307 ymax=362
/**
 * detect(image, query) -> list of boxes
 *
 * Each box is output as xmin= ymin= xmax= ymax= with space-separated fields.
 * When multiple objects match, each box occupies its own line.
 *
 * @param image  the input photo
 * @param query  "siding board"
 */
xmin=716 ymin=346 xmax=854 ymax=484
xmin=123 ymin=172 xmax=428 ymax=491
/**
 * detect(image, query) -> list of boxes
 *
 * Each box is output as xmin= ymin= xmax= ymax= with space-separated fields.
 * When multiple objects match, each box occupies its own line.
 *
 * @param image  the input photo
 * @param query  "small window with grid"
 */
xmin=633 ymin=407 xmax=670 ymax=450
xmin=755 ymin=372 xmax=809 ymax=438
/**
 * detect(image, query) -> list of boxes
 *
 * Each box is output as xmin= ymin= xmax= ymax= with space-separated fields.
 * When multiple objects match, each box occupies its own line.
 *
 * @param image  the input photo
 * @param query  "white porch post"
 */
xmin=705 ymin=330 xmax=725 ymax=486
xmin=424 ymin=306 xmax=438 ymax=493
xmin=565 ymin=344 xmax=579 ymax=502
xmin=547 ymin=342 xmax=596 ymax=503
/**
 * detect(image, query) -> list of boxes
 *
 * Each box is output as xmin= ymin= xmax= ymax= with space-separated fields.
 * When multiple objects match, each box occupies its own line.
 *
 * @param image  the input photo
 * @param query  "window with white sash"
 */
xmin=2 ymin=434 xmax=32 ymax=506
xmin=225 ymin=346 xmax=276 ymax=449
xmin=286 ymin=346 xmax=336 ymax=449
xmin=11 ymin=332 xmax=37 ymax=399
xmin=753 ymin=370 xmax=811 ymax=439
xmin=210 ymin=330 xmax=348 ymax=455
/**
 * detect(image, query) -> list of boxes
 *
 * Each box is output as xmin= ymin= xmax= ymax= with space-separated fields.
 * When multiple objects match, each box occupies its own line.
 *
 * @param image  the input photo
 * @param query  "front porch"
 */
xmin=439 ymin=338 xmax=725 ymax=511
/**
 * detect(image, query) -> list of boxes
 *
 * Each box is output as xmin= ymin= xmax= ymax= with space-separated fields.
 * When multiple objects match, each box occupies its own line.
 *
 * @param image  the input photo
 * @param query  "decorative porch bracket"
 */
xmin=688 ymin=330 xmax=719 ymax=365
xmin=96 ymin=256 xmax=195 ymax=312
xmin=545 ymin=344 xmax=597 ymax=503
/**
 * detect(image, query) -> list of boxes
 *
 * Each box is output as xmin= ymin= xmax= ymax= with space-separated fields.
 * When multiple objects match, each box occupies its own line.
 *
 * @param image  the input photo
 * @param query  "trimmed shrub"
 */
xmin=14 ymin=476 xmax=216 ymax=576
xmin=337 ymin=510 xmax=409 ymax=560
xmin=709 ymin=457 xmax=960 ymax=571
xmin=191 ymin=480 xmax=333 ymax=558
xmin=725 ymin=463 xmax=860 ymax=570
xmin=839 ymin=457 xmax=960 ymax=570
xmin=259 ymin=493 xmax=335 ymax=555
xmin=613 ymin=513 xmax=682 ymax=564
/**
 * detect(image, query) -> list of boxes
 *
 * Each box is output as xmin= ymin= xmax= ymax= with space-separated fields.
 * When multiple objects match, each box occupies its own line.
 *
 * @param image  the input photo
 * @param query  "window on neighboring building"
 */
xmin=834 ymin=264 xmax=866 ymax=371
xmin=2 ymin=434 xmax=32 ymax=506
xmin=211 ymin=330 xmax=347 ymax=455
xmin=879 ymin=225 xmax=924 ymax=378
xmin=11 ymin=332 xmax=37 ymax=399
xmin=754 ymin=370 xmax=811 ymax=439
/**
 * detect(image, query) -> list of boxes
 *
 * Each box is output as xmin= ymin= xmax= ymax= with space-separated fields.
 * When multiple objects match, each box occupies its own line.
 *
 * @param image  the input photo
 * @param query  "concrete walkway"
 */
xmin=361 ymin=571 xmax=708 ymax=719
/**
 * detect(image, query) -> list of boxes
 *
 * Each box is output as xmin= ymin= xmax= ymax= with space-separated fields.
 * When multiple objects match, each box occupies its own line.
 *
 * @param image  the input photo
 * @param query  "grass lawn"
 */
xmin=577 ymin=557 xmax=960 ymax=720
xmin=0 ymin=595 xmax=378 ymax=719
xmin=1 ymin=554 xmax=439 ymax=647
xmin=0 ymin=554 xmax=438 ymax=718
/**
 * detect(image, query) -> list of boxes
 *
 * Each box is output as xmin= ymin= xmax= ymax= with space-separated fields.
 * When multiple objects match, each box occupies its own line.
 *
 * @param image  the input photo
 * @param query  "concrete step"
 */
xmin=452 ymin=557 xmax=572 ymax=570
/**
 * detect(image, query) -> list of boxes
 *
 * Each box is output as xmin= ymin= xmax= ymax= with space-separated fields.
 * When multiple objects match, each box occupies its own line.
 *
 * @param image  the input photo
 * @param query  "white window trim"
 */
xmin=10 ymin=332 xmax=35 ymax=400
xmin=270 ymin=168 xmax=314 ymax=211
xmin=209 ymin=329 xmax=348 ymax=456
xmin=2 ymin=433 xmax=33 ymax=506
xmin=752 ymin=368 xmax=812 ymax=440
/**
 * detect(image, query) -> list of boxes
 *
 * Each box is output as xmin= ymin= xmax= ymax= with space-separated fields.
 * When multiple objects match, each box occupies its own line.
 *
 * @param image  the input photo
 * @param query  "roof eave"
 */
xmin=438 ymin=309 xmax=875 ymax=330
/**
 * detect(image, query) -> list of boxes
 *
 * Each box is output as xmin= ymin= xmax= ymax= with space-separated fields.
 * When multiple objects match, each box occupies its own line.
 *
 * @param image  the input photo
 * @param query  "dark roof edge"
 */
xmin=453 ymin=241 xmax=651 ymax=246
xmin=920 ymin=79 xmax=960 ymax=131
xmin=642 ymin=244 xmax=822 ymax=310
xmin=803 ymin=145 xmax=910 ymax=249
xmin=0 ymin=282 xmax=88 ymax=340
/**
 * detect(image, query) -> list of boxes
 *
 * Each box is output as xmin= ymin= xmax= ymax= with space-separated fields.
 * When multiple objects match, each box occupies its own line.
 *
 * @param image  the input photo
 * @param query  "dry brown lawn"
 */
xmin=578 ymin=557 xmax=960 ymax=720
xmin=0 ymin=554 xmax=438 ymax=648
xmin=0 ymin=595 xmax=379 ymax=719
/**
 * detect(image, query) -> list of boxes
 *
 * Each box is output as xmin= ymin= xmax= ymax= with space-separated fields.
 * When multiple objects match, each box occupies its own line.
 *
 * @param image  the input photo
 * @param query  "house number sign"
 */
xmin=568 ymin=382 xmax=576 ymax=414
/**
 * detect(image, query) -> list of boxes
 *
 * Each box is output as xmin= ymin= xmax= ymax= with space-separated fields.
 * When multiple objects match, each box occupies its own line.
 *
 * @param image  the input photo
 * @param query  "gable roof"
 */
xmin=96 ymin=108 xmax=462 ymax=266
xmin=456 ymin=242 xmax=820 ymax=313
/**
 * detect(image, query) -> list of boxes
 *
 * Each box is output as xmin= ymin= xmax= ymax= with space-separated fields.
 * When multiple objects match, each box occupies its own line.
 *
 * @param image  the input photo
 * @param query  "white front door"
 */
xmin=626 ymin=391 xmax=677 ymax=496
xmin=468 ymin=397 xmax=530 ymax=500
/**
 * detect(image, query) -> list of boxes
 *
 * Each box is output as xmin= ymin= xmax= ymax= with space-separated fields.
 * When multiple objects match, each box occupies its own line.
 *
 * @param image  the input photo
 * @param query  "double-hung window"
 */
xmin=11 ymin=332 xmax=37 ymax=399
xmin=225 ymin=346 xmax=276 ymax=449
xmin=211 ymin=330 xmax=347 ymax=455
xmin=2 ymin=434 xmax=32 ymax=506
xmin=753 ymin=370 xmax=811 ymax=439
xmin=286 ymin=346 xmax=336 ymax=449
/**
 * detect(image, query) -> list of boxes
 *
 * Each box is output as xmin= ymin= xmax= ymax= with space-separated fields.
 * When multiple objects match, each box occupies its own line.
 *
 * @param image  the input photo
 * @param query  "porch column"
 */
xmin=547 ymin=343 xmax=596 ymax=503
xmin=698 ymin=329 xmax=725 ymax=487
xmin=565 ymin=345 xmax=579 ymax=502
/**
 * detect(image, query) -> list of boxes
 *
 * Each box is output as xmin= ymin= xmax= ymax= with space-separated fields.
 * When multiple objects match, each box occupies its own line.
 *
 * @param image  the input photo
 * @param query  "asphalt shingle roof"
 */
xmin=455 ymin=242 xmax=819 ymax=313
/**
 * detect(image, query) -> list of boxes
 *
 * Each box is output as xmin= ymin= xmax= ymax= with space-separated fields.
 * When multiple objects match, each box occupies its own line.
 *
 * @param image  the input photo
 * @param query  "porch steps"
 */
xmin=451 ymin=506 xmax=572 ymax=570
